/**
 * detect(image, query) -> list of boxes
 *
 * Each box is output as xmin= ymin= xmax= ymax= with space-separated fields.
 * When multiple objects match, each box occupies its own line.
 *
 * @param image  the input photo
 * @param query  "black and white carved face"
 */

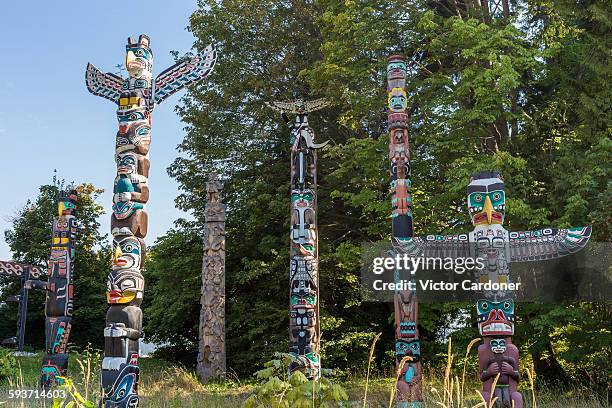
xmin=112 ymin=236 xmax=144 ymax=270
xmin=116 ymin=152 xmax=138 ymax=175
xmin=106 ymin=270 xmax=144 ymax=306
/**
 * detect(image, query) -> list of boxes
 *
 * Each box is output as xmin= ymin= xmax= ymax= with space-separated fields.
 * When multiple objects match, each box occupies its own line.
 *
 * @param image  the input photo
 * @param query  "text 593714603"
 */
xmin=7 ymin=388 xmax=66 ymax=399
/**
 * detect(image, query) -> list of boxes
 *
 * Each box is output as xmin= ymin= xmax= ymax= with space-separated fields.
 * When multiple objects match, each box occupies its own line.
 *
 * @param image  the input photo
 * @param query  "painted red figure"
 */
xmin=478 ymin=337 xmax=523 ymax=408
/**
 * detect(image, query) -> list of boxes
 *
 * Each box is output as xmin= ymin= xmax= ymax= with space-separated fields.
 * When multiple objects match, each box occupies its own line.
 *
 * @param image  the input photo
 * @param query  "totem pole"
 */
xmin=267 ymin=97 xmax=329 ymax=379
xmin=86 ymin=35 xmax=217 ymax=406
xmin=24 ymin=189 xmax=79 ymax=388
xmin=197 ymin=173 xmax=226 ymax=382
xmin=394 ymin=171 xmax=591 ymax=407
xmin=387 ymin=55 xmax=423 ymax=408
xmin=0 ymin=261 xmax=44 ymax=351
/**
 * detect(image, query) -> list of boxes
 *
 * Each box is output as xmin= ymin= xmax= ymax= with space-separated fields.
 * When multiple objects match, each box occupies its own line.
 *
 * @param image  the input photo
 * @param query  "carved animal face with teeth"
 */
xmin=477 ymin=299 xmax=515 ymax=336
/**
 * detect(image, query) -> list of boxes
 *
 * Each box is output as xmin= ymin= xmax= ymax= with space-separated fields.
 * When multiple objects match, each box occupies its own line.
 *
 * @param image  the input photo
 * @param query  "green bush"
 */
xmin=243 ymin=352 xmax=348 ymax=408
xmin=0 ymin=347 xmax=18 ymax=383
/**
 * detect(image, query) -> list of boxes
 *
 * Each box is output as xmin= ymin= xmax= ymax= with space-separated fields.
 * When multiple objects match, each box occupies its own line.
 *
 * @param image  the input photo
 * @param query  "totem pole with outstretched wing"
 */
xmin=394 ymin=171 xmax=591 ymax=408
xmin=267 ymin=97 xmax=329 ymax=379
xmin=86 ymin=34 xmax=217 ymax=407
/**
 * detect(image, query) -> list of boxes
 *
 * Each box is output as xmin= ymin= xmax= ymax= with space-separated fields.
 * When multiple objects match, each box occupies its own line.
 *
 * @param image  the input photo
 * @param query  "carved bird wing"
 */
xmin=266 ymin=98 xmax=329 ymax=114
xmin=85 ymin=63 xmax=124 ymax=103
xmin=154 ymin=44 xmax=217 ymax=105
xmin=265 ymin=101 xmax=301 ymax=114
xmin=304 ymin=98 xmax=330 ymax=112
xmin=508 ymin=226 xmax=592 ymax=262
xmin=0 ymin=261 xmax=44 ymax=278
xmin=392 ymin=234 xmax=472 ymax=259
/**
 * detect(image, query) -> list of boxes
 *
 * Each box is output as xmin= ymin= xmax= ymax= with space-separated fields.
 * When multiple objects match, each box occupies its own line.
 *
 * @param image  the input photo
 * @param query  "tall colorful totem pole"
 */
xmin=28 ymin=189 xmax=79 ymax=388
xmin=197 ymin=173 xmax=226 ymax=382
xmin=392 ymin=170 xmax=591 ymax=407
xmin=387 ymin=55 xmax=423 ymax=407
xmin=86 ymin=35 xmax=217 ymax=406
xmin=267 ymin=97 xmax=329 ymax=379
xmin=465 ymin=171 xmax=591 ymax=407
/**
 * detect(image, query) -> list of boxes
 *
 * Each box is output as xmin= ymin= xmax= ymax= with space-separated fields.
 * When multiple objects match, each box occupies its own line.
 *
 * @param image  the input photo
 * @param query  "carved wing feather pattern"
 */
xmin=266 ymin=98 xmax=329 ymax=114
xmin=392 ymin=234 xmax=471 ymax=259
xmin=85 ymin=63 xmax=124 ymax=103
xmin=304 ymin=98 xmax=330 ymax=113
xmin=154 ymin=44 xmax=217 ymax=105
xmin=0 ymin=260 xmax=44 ymax=278
xmin=508 ymin=226 xmax=592 ymax=262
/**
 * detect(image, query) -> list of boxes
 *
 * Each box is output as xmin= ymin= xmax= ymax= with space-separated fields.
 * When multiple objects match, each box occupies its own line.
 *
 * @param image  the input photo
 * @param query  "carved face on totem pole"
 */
xmin=396 ymin=339 xmax=421 ymax=361
xmin=467 ymin=172 xmax=506 ymax=226
xmin=388 ymin=88 xmax=408 ymax=112
xmin=291 ymin=189 xmax=317 ymax=257
xmin=112 ymin=236 xmax=145 ymax=271
xmin=387 ymin=55 xmax=408 ymax=129
xmin=490 ymin=338 xmax=507 ymax=354
xmin=116 ymin=108 xmax=151 ymax=154
xmin=58 ymin=190 xmax=78 ymax=217
xmin=387 ymin=57 xmax=407 ymax=81
xmin=477 ymin=299 xmax=515 ymax=336
xmin=107 ymin=269 xmax=145 ymax=306
xmin=125 ymin=35 xmax=152 ymax=81
xmin=115 ymin=152 xmax=150 ymax=177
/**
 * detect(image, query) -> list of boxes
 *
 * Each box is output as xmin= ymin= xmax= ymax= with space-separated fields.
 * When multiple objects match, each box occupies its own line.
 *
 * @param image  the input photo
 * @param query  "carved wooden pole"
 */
xmin=392 ymin=170 xmax=592 ymax=408
xmin=1 ymin=261 xmax=44 ymax=351
xmin=26 ymin=189 xmax=79 ymax=388
xmin=267 ymin=97 xmax=329 ymax=379
xmin=387 ymin=55 xmax=423 ymax=407
xmin=197 ymin=173 xmax=226 ymax=382
xmin=86 ymin=34 xmax=216 ymax=407
xmin=466 ymin=172 xmax=591 ymax=407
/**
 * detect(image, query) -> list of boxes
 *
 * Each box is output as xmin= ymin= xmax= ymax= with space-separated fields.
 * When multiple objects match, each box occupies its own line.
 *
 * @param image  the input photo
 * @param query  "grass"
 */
xmin=0 ymin=346 xmax=608 ymax=408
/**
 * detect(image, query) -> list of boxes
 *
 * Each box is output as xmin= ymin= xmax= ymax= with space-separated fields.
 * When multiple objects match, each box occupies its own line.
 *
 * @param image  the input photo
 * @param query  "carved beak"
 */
xmin=484 ymin=196 xmax=493 ymax=224
xmin=57 ymin=202 xmax=66 ymax=217
xmin=113 ymin=245 xmax=122 ymax=264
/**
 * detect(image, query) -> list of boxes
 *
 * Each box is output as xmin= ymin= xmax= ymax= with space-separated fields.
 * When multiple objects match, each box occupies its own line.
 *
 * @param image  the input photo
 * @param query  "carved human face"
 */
xmin=388 ymin=88 xmax=407 ymax=112
xmin=290 ymin=292 xmax=316 ymax=308
xmin=396 ymin=339 xmax=421 ymax=361
xmin=112 ymin=236 xmax=144 ymax=270
xmin=116 ymin=152 xmax=137 ymax=175
xmin=117 ymin=107 xmax=149 ymax=134
xmin=467 ymin=174 xmax=506 ymax=226
xmin=106 ymin=270 xmax=144 ymax=305
xmin=387 ymin=58 xmax=407 ymax=81
xmin=291 ymin=189 xmax=314 ymax=208
xmin=477 ymin=299 xmax=515 ymax=336
xmin=490 ymin=338 xmax=507 ymax=354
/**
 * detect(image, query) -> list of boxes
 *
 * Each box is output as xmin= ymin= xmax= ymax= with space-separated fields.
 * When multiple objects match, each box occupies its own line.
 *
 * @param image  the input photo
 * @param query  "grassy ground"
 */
xmin=0 ymin=351 xmax=608 ymax=407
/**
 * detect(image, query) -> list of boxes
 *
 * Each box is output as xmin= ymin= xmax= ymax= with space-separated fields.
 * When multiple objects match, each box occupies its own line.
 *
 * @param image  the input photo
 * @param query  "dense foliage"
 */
xmin=142 ymin=0 xmax=610 ymax=390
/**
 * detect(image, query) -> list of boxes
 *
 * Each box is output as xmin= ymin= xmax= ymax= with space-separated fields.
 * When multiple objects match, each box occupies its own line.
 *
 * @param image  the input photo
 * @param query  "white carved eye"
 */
xmin=121 ymin=279 xmax=136 ymax=290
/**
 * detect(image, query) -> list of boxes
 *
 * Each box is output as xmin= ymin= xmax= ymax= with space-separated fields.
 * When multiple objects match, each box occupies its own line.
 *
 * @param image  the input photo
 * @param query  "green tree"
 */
xmin=144 ymin=0 xmax=610 ymax=389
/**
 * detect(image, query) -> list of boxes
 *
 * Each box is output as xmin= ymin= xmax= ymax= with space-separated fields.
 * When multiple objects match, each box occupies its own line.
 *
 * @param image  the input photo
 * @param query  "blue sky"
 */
xmin=0 ymin=1 xmax=204 ymax=260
